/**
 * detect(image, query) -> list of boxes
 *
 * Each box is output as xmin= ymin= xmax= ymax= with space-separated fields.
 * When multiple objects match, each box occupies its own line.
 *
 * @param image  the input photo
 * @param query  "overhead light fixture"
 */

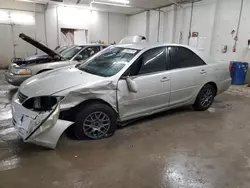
xmin=15 ymin=0 xmax=48 ymax=4
xmin=92 ymin=0 xmax=131 ymax=7
xmin=108 ymin=0 xmax=129 ymax=4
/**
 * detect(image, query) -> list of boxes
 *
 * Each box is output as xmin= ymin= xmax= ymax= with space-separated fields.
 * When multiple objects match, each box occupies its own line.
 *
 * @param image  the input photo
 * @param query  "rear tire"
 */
xmin=74 ymin=102 xmax=117 ymax=140
xmin=193 ymin=84 xmax=216 ymax=111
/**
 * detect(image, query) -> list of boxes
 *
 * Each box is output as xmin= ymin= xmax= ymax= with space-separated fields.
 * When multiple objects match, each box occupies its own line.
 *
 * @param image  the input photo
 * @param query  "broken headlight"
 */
xmin=23 ymin=96 xmax=63 ymax=111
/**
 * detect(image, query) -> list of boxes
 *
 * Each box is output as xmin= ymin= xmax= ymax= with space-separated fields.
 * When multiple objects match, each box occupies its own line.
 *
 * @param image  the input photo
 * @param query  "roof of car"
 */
xmin=115 ymin=42 xmax=210 ymax=63
xmin=115 ymin=42 xmax=192 ymax=50
xmin=78 ymin=44 xmax=109 ymax=47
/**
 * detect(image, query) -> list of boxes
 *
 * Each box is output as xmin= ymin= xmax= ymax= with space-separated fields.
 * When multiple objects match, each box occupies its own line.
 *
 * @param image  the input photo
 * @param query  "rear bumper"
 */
xmin=5 ymin=71 xmax=31 ymax=86
xmin=11 ymin=93 xmax=73 ymax=149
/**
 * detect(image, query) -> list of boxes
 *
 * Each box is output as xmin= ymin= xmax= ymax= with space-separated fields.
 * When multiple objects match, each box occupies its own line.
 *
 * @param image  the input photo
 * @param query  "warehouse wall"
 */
xmin=0 ymin=0 xmax=46 ymax=68
xmin=45 ymin=6 xmax=58 ymax=49
xmin=127 ymin=10 xmax=164 ymax=42
xmin=127 ymin=0 xmax=250 ymax=64
xmin=45 ymin=5 xmax=128 ymax=49
xmin=128 ymin=12 xmax=147 ymax=37
xmin=0 ymin=0 xmax=45 ymax=12
xmin=211 ymin=0 xmax=250 ymax=63
xmin=0 ymin=0 xmax=128 ymax=68
xmin=173 ymin=0 xmax=217 ymax=58
xmin=108 ymin=13 xmax=128 ymax=44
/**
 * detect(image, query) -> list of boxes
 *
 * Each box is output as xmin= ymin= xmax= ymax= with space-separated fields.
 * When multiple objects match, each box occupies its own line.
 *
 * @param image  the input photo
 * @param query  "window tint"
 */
xmin=138 ymin=47 xmax=167 ymax=75
xmin=168 ymin=46 xmax=206 ymax=69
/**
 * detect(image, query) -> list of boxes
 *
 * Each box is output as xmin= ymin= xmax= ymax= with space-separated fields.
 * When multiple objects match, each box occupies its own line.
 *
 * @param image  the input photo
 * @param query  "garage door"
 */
xmin=0 ymin=25 xmax=14 ymax=68
xmin=12 ymin=25 xmax=36 ymax=58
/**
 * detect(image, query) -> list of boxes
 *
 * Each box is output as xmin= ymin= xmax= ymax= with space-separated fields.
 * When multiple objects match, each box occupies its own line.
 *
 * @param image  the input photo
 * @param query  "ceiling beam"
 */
xmin=169 ymin=0 xmax=183 ymax=8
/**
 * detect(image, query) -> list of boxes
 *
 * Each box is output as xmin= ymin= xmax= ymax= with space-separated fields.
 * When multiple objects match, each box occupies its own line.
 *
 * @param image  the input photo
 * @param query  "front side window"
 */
xmin=138 ymin=47 xmax=167 ymax=75
xmin=128 ymin=47 xmax=167 ymax=76
xmin=60 ymin=46 xmax=83 ymax=60
xmin=78 ymin=47 xmax=140 ymax=77
xmin=168 ymin=46 xmax=206 ymax=70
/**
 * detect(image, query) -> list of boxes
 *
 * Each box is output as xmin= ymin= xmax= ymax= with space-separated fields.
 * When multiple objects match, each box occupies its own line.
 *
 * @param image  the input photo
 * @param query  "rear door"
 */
xmin=168 ymin=46 xmax=207 ymax=106
xmin=118 ymin=47 xmax=171 ymax=120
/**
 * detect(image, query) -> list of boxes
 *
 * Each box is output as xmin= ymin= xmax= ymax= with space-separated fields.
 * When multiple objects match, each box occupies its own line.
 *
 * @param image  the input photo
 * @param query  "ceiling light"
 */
xmin=92 ymin=1 xmax=131 ymax=7
xmin=15 ymin=0 xmax=48 ymax=4
xmin=108 ymin=0 xmax=129 ymax=4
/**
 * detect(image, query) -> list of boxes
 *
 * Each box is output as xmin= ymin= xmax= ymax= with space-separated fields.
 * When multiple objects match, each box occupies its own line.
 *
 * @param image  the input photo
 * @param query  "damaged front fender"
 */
xmin=12 ymin=95 xmax=73 ymax=149
xmin=57 ymin=79 xmax=118 ymax=113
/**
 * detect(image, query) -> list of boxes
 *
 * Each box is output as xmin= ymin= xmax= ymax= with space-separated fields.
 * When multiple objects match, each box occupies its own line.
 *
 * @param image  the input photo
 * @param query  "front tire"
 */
xmin=193 ymin=84 xmax=216 ymax=111
xmin=74 ymin=102 xmax=117 ymax=140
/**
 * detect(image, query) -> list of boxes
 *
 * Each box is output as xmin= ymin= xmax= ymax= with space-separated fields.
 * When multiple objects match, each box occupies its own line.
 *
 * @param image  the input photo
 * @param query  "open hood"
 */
xmin=19 ymin=33 xmax=65 ymax=61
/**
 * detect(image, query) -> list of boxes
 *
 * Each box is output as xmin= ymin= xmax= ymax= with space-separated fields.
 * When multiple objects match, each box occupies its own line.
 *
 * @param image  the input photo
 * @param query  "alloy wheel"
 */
xmin=82 ymin=111 xmax=111 ymax=139
xmin=200 ymin=87 xmax=214 ymax=108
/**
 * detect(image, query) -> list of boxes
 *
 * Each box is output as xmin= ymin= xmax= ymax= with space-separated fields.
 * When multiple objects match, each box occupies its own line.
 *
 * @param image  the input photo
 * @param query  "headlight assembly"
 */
xmin=23 ymin=96 xmax=64 ymax=111
xmin=12 ymin=68 xmax=32 ymax=75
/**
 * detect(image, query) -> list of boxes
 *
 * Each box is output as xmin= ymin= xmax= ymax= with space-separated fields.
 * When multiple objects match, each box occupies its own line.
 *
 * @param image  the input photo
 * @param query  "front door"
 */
xmin=118 ymin=47 xmax=171 ymax=121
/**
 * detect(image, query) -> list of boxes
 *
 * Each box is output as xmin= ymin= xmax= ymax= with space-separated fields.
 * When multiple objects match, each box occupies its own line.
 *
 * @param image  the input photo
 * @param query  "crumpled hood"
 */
xmin=19 ymin=66 xmax=105 ymax=97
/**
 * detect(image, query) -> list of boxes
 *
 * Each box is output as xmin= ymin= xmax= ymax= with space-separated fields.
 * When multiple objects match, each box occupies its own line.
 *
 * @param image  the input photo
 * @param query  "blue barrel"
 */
xmin=230 ymin=61 xmax=248 ymax=85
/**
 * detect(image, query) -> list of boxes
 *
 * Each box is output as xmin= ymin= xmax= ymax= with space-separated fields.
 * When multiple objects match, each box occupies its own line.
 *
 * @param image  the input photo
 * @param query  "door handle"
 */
xmin=161 ymin=77 xmax=170 ymax=82
xmin=200 ymin=69 xmax=207 ymax=74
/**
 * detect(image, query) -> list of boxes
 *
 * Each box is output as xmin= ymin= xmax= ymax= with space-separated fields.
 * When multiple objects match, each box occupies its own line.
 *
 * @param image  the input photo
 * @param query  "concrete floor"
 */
xmin=1 ymin=70 xmax=250 ymax=188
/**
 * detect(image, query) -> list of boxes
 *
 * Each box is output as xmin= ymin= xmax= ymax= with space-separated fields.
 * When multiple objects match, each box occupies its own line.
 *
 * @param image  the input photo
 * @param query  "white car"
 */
xmin=11 ymin=43 xmax=231 ymax=149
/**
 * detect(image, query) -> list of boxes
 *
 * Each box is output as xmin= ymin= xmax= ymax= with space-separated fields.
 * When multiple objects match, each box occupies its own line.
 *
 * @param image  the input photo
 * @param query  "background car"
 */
xmin=5 ymin=33 xmax=109 ymax=86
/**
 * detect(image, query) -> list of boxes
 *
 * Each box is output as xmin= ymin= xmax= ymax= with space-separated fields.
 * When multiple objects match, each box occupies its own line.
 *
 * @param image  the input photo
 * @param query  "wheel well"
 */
xmin=60 ymin=99 xmax=117 ymax=121
xmin=37 ymin=69 xmax=52 ymax=74
xmin=206 ymin=82 xmax=218 ymax=95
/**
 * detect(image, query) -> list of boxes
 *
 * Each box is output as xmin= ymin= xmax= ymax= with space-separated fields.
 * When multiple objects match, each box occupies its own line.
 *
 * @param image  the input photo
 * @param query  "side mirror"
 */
xmin=125 ymin=77 xmax=138 ymax=93
xmin=75 ymin=55 xmax=83 ymax=61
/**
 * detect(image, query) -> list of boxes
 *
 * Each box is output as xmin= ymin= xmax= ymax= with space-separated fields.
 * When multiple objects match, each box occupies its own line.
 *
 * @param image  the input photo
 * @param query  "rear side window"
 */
xmin=138 ymin=47 xmax=167 ymax=75
xmin=168 ymin=46 xmax=206 ymax=70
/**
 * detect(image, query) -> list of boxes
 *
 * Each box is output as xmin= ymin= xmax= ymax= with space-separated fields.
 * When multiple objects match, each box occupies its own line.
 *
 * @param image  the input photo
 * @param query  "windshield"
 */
xmin=56 ymin=46 xmax=69 ymax=54
xmin=60 ymin=46 xmax=84 ymax=60
xmin=78 ymin=47 xmax=140 ymax=77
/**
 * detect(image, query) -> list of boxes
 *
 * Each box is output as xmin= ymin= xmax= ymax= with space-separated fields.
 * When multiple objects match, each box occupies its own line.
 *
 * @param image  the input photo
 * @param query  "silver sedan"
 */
xmin=11 ymin=43 xmax=231 ymax=148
